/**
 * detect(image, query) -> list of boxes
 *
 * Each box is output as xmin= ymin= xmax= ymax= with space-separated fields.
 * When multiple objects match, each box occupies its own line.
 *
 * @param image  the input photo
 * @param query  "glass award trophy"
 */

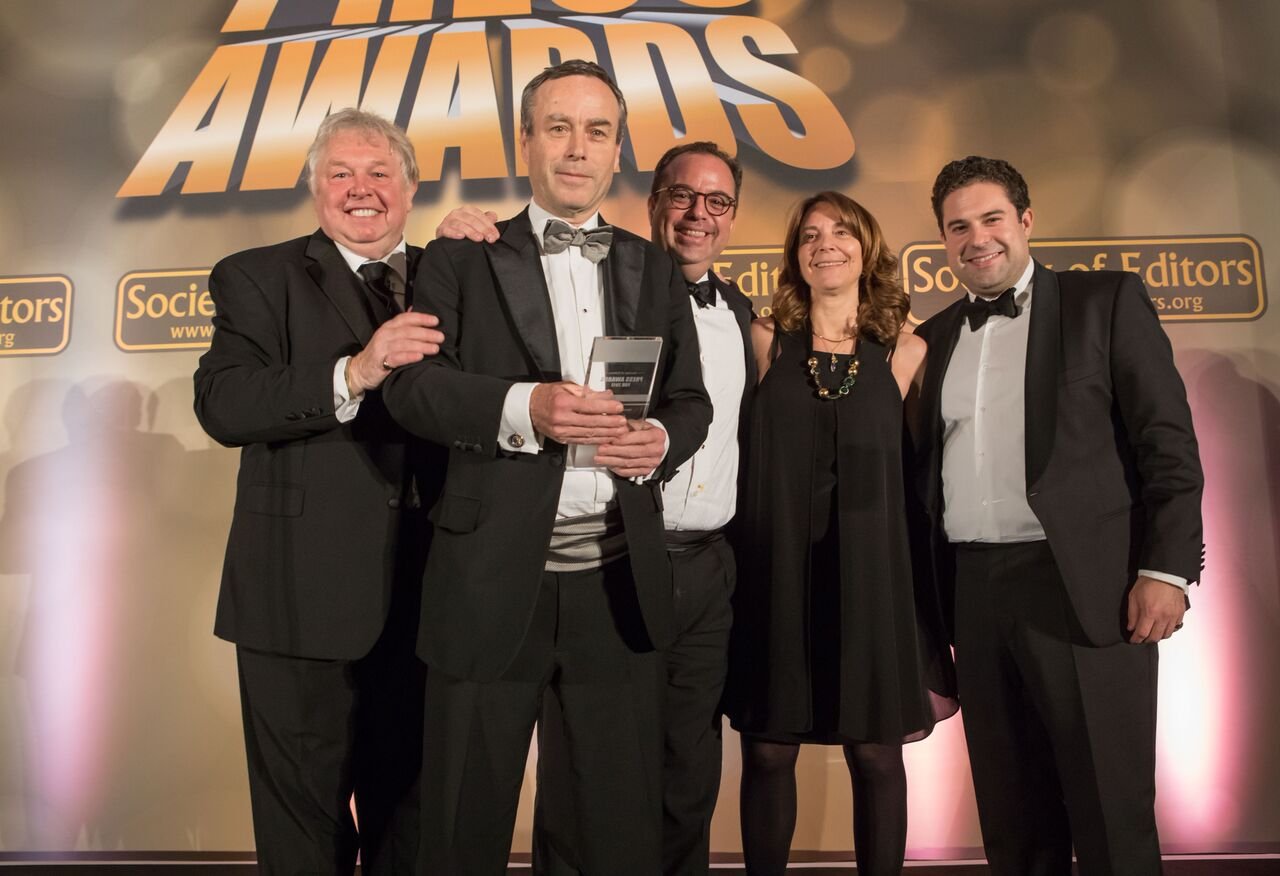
xmin=569 ymin=336 xmax=663 ymax=469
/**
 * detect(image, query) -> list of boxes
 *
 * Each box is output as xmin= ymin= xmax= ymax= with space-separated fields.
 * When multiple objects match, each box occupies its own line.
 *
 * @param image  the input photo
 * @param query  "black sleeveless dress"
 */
xmin=726 ymin=328 xmax=956 ymax=744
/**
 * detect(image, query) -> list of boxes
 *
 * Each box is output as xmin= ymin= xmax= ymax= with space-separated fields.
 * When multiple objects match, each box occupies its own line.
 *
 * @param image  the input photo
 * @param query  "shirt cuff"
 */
xmin=333 ymin=356 xmax=363 ymax=424
xmin=500 ymin=382 xmax=541 ymax=454
xmin=1139 ymin=569 xmax=1189 ymax=594
xmin=631 ymin=417 xmax=670 ymax=483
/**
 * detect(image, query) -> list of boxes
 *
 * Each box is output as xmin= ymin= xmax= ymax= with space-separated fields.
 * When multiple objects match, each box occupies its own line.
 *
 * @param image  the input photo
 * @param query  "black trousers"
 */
xmin=534 ymin=534 xmax=735 ymax=876
xmin=953 ymin=540 xmax=1161 ymax=876
xmin=419 ymin=559 xmax=665 ymax=875
xmin=236 ymin=574 xmax=426 ymax=875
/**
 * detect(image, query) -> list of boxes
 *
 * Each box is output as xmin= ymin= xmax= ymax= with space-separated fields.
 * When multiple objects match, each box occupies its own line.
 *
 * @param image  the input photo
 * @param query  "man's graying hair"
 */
xmin=519 ymin=59 xmax=628 ymax=143
xmin=306 ymin=108 xmax=419 ymax=192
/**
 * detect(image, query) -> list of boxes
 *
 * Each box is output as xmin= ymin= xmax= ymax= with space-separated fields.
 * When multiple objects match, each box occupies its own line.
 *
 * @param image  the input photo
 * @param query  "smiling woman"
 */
xmin=725 ymin=190 xmax=957 ymax=874
xmin=768 ymin=190 xmax=911 ymax=351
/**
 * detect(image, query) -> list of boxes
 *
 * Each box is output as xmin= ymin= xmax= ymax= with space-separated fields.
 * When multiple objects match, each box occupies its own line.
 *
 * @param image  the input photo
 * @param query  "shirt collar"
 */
xmin=333 ymin=237 xmax=407 ymax=275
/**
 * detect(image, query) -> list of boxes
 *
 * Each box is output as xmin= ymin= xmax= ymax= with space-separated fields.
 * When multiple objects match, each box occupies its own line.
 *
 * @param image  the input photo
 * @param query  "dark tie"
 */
xmin=542 ymin=219 xmax=614 ymax=263
xmin=963 ymin=287 xmax=1020 ymax=331
xmin=358 ymin=260 xmax=403 ymax=322
xmin=687 ymin=279 xmax=716 ymax=308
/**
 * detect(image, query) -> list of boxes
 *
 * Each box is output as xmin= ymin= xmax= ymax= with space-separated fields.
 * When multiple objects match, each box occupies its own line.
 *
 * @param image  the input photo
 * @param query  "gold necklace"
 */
xmin=811 ymin=330 xmax=855 ymax=373
xmin=807 ymin=335 xmax=860 ymax=399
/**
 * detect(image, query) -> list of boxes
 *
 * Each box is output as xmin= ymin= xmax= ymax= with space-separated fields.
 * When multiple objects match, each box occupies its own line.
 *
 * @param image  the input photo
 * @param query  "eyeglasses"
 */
xmin=655 ymin=186 xmax=737 ymax=216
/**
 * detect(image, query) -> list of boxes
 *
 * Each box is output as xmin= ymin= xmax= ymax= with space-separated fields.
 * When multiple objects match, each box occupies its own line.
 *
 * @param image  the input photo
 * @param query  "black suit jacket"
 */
xmin=382 ymin=209 xmax=712 ymax=681
xmin=195 ymin=230 xmax=436 ymax=660
xmin=913 ymin=262 xmax=1204 ymax=646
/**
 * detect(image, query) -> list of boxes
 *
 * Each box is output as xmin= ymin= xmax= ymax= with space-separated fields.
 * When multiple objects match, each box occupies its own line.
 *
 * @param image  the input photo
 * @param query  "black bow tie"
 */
xmin=688 ymin=279 xmax=716 ymax=308
xmin=963 ymin=287 xmax=1020 ymax=331
xmin=542 ymin=219 xmax=614 ymax=263
xmin=358 ymin=258 xmax=405 ymax=320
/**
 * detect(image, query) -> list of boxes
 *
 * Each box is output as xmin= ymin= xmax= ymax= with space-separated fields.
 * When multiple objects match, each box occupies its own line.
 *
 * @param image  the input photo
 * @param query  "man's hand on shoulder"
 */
xmin=346 ymin=311 xmax=444 ymax=396
xmin=1126 ymin=575 xmax=1187 ymax=643
xmin=436 ymin=205 xmax=500 ymax=243
xmin=595 ymin=419 xmax=667 ymax=479
xmin=529 ymin=383 xmax=627 ymax=445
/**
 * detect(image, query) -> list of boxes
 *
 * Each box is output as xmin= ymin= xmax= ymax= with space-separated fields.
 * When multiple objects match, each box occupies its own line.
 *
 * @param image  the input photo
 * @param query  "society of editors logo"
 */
xmin=0 ymin=276 xmax=72 ymax=357
xmin=902 ymin=235 xmax=1266 ymax=324
xmin=115 ymin=270 xmax=214 ymax=352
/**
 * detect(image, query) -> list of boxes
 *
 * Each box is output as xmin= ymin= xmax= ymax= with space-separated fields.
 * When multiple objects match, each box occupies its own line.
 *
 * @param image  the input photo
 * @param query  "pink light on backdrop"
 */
xmin=11 ymin=382 xmax=137 ymax=845
xmin=27 ymin=473 xmax=118 ymax=840
xmin=1153 ymin=356 xmax=1263 ymax=843
xmin=1156 ymin=559 xmax=1237 ymax=837
xmin=904 ymin=711 xmax=979 ymax=855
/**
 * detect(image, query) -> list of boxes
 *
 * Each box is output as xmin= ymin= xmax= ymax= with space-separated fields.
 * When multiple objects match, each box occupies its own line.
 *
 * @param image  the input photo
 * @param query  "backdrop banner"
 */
xmin=0 ymin=0 xmax=1276 ymax=858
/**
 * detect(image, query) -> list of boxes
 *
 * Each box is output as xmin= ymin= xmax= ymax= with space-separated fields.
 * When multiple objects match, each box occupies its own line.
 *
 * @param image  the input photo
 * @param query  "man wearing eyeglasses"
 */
xmin=641 ymin=142 xmax=754 ymax=872
xmin=437 ymin=141 xmax=752 ymax=873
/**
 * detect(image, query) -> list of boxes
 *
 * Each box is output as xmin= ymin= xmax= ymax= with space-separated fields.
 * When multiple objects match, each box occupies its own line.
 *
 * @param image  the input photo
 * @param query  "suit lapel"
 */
xmin=1024 ymin=261 xmax=1061 ymax=492
xmin=603 ymin=221 xmax=644 ymax=335
xmin=920 ymin=300 xmax=966 ymax=496
xmin=305 ymin=230 xmax=376 ymax=344
xmin=404 ymin=244 xmax=422 ymax=311
xmin=488 ymin=208 xmax=561 ymax=379
xmin=716 ymin=275 xmax=757 ymax=389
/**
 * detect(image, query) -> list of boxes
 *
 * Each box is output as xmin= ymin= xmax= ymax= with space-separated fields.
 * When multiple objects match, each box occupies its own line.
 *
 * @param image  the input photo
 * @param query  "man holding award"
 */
xmin=380 ymin=60 xmax=710 ymax=873
xmin=437 ymin=140 xmax=753 ymax=874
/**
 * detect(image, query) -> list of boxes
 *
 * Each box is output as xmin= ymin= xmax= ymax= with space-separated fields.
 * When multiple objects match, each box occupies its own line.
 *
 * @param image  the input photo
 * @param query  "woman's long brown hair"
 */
xmin=771 ymin=190 xmax=909 ymax=347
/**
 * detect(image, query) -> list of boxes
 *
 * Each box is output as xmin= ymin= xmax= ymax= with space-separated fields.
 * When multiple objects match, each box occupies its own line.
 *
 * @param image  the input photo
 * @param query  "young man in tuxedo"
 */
xmin=194 ymin=109 xmax=444 ymax=874
xmin=381 ymin=61 xmax=711 ymax=874
xmin=911 ymin=155 xmax=1204 ymax=875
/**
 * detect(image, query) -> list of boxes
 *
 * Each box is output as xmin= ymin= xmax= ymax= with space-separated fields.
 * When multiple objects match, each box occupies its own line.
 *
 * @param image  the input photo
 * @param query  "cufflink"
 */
xmin=507 ymin=433 xmax=526 ymax=448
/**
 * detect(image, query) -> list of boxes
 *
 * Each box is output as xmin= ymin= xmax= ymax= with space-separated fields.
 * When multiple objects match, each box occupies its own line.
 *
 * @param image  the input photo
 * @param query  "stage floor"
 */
xmin=2 ymin=854 xmax=1280 ymax=874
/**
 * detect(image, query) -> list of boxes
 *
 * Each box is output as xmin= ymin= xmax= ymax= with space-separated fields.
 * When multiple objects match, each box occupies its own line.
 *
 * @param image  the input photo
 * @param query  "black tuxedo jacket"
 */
xmin=382 ymin=209 xmax=712 ymax=681
xmin=195 ymin=230 xmax=436 ymax=660
xmin=913 ymin=262 xmax=1204 ymax=646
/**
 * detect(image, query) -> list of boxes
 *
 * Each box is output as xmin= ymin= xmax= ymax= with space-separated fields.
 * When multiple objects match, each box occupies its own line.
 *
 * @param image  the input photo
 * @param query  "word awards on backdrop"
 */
xmin=118 ymin=0 xmax=856 ymax=197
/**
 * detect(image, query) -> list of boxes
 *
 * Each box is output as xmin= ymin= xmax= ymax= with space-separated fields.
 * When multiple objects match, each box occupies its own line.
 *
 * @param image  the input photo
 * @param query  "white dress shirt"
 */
xmin=941 ymin=259 xmax=1042 ymax=543
xmin=940 ymin=258 xmax=1186 ymax=591
xmin=332 ymin=238 xmax=407 ymax=423
xmin=497 ymin=201 xmax=615 ymax=519
xmin=662 ymin=274 xmax=745 ymax=532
